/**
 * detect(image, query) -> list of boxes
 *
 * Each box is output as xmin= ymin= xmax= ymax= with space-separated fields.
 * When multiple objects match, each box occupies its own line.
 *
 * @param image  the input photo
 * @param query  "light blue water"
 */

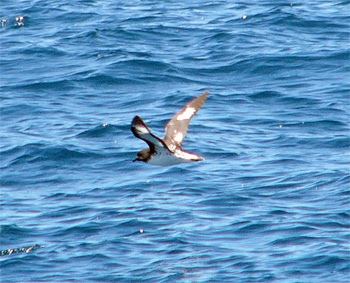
xmin=1 ymin=1 xmax=349 ymax=282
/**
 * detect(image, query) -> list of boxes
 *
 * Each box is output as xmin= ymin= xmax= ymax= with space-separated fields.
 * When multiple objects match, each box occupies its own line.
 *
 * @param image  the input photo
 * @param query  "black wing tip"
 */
xmin=188 ymin=90 xmax=209 ymax=111
xmin=188 ymin=91 xmax=209 ymax=105
xmin=131 ymin=116 xmax=149 ymax=131
xmin=132 ymin=115 xmax=143 ymax=126
xmin=199 ymin=90 xmax=209 ymax=98
xmin=131 ymin=115 xmax=153 ymax=140
xmin=131 ymin=116 xmax=144 ymax=136
xmin=200 ymin=90 xmax=209 ymax=101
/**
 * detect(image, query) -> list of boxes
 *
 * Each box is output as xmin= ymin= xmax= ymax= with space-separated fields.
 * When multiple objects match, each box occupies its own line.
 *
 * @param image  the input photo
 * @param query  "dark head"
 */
xmin=133 ymin=149 xmax=151 ymax=163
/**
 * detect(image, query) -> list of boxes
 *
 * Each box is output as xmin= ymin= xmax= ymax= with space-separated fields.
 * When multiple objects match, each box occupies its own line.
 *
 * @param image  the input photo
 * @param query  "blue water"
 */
xmin=1 ymin=1 xmax=349 ymax=282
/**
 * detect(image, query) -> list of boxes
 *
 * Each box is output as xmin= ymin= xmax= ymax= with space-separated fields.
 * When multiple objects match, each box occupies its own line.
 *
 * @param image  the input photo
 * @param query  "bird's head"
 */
xmin=133 ymin=149 xmax=151 ymax=163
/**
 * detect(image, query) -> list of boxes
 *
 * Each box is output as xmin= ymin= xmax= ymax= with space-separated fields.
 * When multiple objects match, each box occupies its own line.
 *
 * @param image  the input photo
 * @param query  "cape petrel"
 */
xmin=131 ymin=91 xmax=209 ymax=166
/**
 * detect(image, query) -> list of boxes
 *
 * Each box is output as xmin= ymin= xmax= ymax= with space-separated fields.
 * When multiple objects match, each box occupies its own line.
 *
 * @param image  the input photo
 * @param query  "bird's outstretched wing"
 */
xmin=164 ymin=91 xmax=209 ymax=149
xmin=131 ymin=116 xmax=167 ymax=152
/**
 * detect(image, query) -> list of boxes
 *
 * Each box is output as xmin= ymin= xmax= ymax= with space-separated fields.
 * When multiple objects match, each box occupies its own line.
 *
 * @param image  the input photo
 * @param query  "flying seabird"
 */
xmin=131 ymin=91 xmax=209 ymax=166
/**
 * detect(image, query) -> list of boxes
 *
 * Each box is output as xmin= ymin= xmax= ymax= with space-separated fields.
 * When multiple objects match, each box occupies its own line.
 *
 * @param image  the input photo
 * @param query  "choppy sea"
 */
xmin=1 ymin=1 xmax=349 ymax=282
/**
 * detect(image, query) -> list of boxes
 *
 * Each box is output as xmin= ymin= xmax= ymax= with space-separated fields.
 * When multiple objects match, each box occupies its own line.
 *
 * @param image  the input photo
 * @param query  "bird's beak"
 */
xmin=133 ymin=158 xmax=137 ymax=162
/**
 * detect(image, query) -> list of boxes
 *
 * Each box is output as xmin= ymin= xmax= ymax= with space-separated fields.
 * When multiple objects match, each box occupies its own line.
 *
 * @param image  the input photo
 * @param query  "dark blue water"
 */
xmin=1 ymin=1 xmax=349 ymax=282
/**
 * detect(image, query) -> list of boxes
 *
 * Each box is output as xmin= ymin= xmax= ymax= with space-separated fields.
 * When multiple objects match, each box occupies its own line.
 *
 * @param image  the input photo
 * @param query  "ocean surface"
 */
xmin=1 ymin=1 xmax=349 ymax=282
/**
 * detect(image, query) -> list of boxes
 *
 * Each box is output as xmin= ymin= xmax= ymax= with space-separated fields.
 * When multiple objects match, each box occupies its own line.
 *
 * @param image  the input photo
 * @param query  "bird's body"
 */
xmin=131 ymin=91 xmax=209 ymax=166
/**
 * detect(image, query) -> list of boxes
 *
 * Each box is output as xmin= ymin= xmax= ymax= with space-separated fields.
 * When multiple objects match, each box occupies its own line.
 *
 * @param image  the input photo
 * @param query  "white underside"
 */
xmin=147 ymin=149 xmax=204 ymax=166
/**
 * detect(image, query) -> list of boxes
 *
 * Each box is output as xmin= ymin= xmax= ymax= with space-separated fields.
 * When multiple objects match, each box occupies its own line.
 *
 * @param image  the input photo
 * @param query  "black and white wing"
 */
xmin=163 ymin=91 xmax=209 ymax=149
xmin=131 ymin=116 xmax=167 ymax=153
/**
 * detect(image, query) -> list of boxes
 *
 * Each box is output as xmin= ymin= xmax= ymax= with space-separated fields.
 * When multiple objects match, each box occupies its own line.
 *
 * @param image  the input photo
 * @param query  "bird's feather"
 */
xmin=164 ymin=91 xmax=209 ymax=149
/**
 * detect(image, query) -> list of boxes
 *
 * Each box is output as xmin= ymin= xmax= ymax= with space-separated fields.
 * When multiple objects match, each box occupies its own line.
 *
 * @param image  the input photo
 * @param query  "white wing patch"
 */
xmin=168 ymin=143 xmax=177 ymax=151
xmin=134 ymin=124 xmax=150 ymax=135
xmin=147 ymin=148 xmax=204 ymax=166
xmin=174 ymin=150 xmax=204 ymax=161
xmin=174 ymin=132 xmax=183 ymax=143
xmin=177 ymin=107 xmax=196 ymax=121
